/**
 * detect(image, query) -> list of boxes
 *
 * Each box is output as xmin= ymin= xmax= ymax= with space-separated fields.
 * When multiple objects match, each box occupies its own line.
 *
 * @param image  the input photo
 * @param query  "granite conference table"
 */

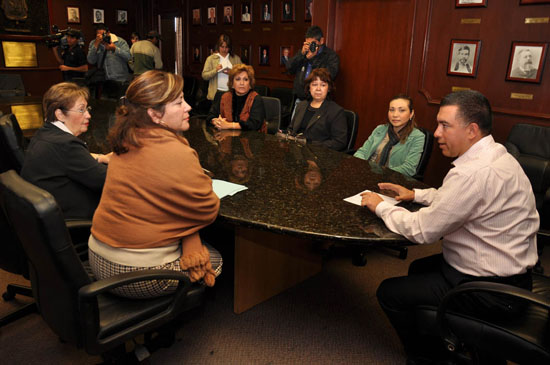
xmin=184 ymin=118 xmax=427 ymax=313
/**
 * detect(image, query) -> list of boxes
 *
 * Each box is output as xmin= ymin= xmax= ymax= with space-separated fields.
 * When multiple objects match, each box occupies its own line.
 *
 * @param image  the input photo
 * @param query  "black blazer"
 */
xmin=288 ymin=100 xmax=348 ymax=151
xmin=21 ymin=123 xmax=107 ymax=219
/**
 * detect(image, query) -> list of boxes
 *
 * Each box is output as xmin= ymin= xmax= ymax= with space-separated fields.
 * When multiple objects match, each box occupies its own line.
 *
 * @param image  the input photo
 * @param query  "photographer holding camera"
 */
xmin=87 ymin=23 xmax=131 ymax=98
xmin=287 ymin=26 xmax=340 ymax=114
xmin=51 ymin=29 xmax=88 ymax=82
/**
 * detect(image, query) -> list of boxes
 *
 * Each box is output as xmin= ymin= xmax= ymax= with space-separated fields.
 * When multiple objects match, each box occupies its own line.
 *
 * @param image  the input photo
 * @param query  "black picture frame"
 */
xmin=260 ymin=1 xmax=273 ymax=23
xmin=241 ymin=2 xmax=252 ymax=24
xmin=281 ymin=0 xmax=295 ymax=22
xmin=93 ymin=8 xmax=104 ymax=24
xmin=192 ymin=8 xmax=201 ymax=25
xmin=116 ymin=9 xmax=128 ymax=25
xmin=240 ymin=45 xmax=252 ymax=65
xmin=305 ymin=0 xmax=313 ymax=21
xmin=207 ymin=6 xmax=217 ymax=25
xmin=223 ymin=4 xmax=234 ymax=24
xmin=259 ymin=45 xmax=270 ymax=66
xmin=280 ymin=45 xmax=293 ymax=66
xmin=192 ymin=45 xmax=202 ymax=63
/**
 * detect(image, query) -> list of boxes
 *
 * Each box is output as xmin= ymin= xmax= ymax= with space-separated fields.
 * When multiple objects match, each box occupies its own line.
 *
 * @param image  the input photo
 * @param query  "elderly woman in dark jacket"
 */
xmin=21 ymin=82 xmax=111 ymax=219
xmin=287 ymin=68 xmax=347 ymax=151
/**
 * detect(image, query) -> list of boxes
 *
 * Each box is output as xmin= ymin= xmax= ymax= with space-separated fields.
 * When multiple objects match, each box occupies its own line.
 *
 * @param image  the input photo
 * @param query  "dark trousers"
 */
xmin=376 ymin=253 xmax=532 ymax=361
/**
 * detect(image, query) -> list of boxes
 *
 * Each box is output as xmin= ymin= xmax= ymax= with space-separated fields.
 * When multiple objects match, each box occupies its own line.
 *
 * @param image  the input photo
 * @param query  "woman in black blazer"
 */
xmin=21 ymin=82 xmax=111 ymax=219
xmin=287 ymin=68 xmax=347 ymax=151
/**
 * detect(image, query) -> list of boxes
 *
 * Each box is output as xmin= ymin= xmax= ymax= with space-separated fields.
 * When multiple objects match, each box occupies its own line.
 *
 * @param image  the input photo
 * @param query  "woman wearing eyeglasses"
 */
xmin=21 ymin=82 xmax=111 ymax=219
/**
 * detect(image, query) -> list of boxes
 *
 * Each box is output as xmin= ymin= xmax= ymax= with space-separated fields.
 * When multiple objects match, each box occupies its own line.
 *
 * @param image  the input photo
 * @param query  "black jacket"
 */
xmin=21 ymin=123 xmax=107 ymax=219
xmin=286 ymin=45 xmax=340 ymax=99
xmin=288 ymin=100 xmax=347 ymax=151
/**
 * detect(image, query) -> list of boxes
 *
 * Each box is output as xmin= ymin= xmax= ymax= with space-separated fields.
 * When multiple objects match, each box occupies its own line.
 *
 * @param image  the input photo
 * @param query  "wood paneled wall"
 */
xmin=330 ymin=0 xmax=550 ymax=186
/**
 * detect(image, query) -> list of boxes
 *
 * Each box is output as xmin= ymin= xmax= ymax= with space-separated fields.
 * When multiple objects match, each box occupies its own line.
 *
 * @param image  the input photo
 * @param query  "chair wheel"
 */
xmin=2 ymin=291 xmax=15 ymax=301
xmin=352 ymin=252 xmax=367 ymax=266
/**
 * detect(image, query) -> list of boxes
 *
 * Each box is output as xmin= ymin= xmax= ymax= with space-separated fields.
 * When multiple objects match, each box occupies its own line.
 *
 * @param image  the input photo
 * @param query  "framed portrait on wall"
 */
xmin=259 ymin=45 xmax=270 ymax=66
xmin=280 ymin=46 xmax=293 ymax=66
xmin=207 ymin=6 xmax=217 ymax=25
xmin=506 ymin=42 xmax=547 ymax=83
xmin=223 ymin=5 xmax=234 ymax=24
xmin=241 ymin=2 xmax=252 ymax=24
xmin=192 ymin=45 xmax=202 ymax=63
xmin=240 ymin=45 xmax=252 ymax=65
xmin=447 ymin=40 xmax=481 ymax=77
xmin=93 ymin=9 xmax=104 ymax=24
xmin=192 ymin=8 xmax=201 ymax=25
xmin=260 ymin=1 xmax=273 ymax=23
xmin=455 ymin=0 xmax=487 ymax=7
xmin=116 ymin=10 xmax=128 ymax=25
xmin=281 ymin=0 xmax=295 ymax=22
xmin=520 ymin=0 xmax=550 ymax=4
xmin=67 ymin=7 xmax=80 ymax=24
xmin=305 ymin=0 xmax=313 ymax=21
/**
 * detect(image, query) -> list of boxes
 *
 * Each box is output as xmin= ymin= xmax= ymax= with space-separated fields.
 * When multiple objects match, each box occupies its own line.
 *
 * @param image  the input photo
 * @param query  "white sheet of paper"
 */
xmin=343 ymin=189 xmax=399 ymax=206
xmin=212 ymin=179 xmax=248 ymax=199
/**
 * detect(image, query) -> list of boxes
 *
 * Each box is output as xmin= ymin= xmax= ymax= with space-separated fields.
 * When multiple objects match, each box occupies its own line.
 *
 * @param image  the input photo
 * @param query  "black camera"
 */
xmin=43 ymin=25 xmax=83 ymax=49
xmin=102 ymin=34 xmax=111 ymax=44
xmin=309 ymin=41 xmax=318 ymax=53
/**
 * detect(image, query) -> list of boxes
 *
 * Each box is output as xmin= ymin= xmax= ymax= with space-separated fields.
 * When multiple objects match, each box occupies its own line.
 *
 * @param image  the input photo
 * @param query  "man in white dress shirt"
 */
xmin=361 ymin=90 xmax=539 ymax=363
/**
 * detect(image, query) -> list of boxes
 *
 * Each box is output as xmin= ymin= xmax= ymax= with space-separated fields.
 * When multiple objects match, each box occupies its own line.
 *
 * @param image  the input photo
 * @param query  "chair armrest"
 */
xmin=78 ymin=269 xmax=192 ymax=300
xmin=436 ymin=279 xmax=550 ymax=352
xmin=65 ymin=219 xmax=92 ymax=230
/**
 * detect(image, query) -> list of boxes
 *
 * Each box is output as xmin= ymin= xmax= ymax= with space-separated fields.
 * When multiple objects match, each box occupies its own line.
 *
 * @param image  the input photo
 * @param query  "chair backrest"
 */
xmin=262 ymin=96 xmax=281 ymax=133
xmin=183 ymin=76 xmax=198 ymax=110
xmin=0 ymin=114 xmax=26 ymax=173
xmin=343 ymin=109 xmax=358 ymax=152
xmin=0 ymin=74 xmax=25 ymax=98
xmin=0 ymin=170 xmax=92 ymax=344
xmin=270 ymin=87 xmax=295 ymax=115
xmin=413 ymin=127 xmax=434 ymax=181
xmin=254 ymin=85 xmax=270 ymax=96
xmin=506 ymin=123 xmax=550 ymax=160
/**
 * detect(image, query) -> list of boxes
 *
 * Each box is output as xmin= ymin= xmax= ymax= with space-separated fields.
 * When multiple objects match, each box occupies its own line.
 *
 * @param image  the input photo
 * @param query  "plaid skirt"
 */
xmin=89 ymin=243 xmax=222 ymax=299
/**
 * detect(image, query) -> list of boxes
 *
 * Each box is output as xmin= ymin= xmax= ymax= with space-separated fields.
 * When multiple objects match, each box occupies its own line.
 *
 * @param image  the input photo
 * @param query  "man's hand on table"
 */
xmin=361 ymin=183 xmax=415 ymax=213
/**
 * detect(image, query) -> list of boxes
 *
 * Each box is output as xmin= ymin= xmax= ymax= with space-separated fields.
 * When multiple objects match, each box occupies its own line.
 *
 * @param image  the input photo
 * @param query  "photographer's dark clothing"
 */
xmin=61 ymin=45 xmax=87 ymax=81
xmin=286 ymin=45 xmax=340 ymax=99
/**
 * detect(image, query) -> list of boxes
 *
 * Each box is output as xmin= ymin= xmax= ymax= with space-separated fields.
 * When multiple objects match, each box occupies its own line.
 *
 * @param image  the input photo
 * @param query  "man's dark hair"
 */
xmin=305 ymin=26 xmax=323 ymax=41
xmin=95 ymin=23 xmax=108 ymax=32
xmin=441 ymin=90 xmax=492 ymax=135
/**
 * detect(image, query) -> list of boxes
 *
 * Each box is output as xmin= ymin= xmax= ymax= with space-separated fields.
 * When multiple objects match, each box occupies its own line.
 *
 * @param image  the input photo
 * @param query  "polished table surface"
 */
xmin=184 ymin=117 xmax=428 ymax=244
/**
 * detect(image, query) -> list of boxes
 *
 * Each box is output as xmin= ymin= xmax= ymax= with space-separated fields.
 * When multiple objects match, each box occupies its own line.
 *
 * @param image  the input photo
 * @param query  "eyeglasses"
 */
xmin=65 ymin=106 xmax=92 ymax=114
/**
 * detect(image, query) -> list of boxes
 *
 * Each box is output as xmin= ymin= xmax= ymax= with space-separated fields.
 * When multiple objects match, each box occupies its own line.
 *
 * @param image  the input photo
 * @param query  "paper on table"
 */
xmin=212 ymin=179 xmax=248 ymax=199
xmin=343 ymin=189 xmax=399 ymax=206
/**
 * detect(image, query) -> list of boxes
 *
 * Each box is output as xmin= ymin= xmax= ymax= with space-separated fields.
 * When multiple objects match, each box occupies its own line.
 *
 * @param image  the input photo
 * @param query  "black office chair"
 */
xmin=343 ymin=109 xmax=358 ymax=154
xmin=271 ymin=87 xmax=295 ymax=130
xmin=505 ymin=123 xmax=550 ymax=230
xmin=254 ymin=85 xmax=270 ymax=97
xmin=193 ymin=79 xmax=212 ymax=117
xmin=412 ymin=127 xmax=434 ymax=181
xmin=262 ymin=96 xmax=281 ymax=134
xmin=0 ymin=113 xmax=26 ymax=173
xmin=412 ymin=275 xmax=550 ymax=364
xmin=0 ymin=170 xmax=205 ymax=359
xmin=183 ymin=76 xmax=198 ymax=113
xmin=0 ymin=207 xmax=36 ymax=328
xmin=0 ymin=74 xmax=26 ymax=98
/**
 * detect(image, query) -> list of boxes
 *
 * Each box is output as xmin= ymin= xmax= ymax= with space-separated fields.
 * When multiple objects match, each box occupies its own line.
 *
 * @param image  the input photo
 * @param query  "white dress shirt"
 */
xmin=375 ymin=135 xmax=539 ymax=277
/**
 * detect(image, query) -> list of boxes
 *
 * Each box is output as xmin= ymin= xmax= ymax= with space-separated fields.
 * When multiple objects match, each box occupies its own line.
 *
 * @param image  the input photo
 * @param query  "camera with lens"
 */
xmin=101 ymin=34 xmax=111 ymax=44
xmin=308 ymin=41 xmax=318 ymax=53
xmin=43 ymin=25 xmax=84 ymax=49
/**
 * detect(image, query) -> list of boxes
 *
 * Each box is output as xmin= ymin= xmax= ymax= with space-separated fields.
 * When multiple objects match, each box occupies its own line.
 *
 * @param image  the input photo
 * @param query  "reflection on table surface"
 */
xmin=185 ymin=117 xmax=428 ymax=243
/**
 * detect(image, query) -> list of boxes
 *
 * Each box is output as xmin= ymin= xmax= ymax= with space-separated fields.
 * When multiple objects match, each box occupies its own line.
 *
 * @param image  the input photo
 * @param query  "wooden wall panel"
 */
xmin=409 ymin=0 xmax=550 ymax=186
xmin=331 ymin=0 xmax=415 ymax=151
